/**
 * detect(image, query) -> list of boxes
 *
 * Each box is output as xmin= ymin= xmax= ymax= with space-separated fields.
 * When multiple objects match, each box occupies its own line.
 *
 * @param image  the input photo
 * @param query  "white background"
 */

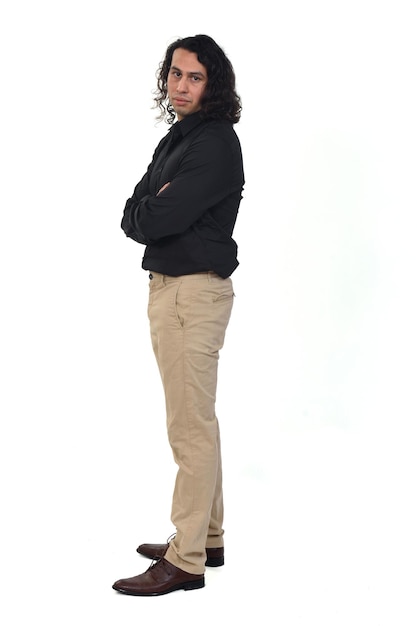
xmin=1 ymin=1 xmax=416 ymax=624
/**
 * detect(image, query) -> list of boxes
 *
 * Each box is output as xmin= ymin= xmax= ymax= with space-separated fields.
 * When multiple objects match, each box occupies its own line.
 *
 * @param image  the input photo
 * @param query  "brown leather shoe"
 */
xmin=137 ymin=542 xmax=224 ymax=567
xmin=112 ymin=558 xmax=204 ymax=596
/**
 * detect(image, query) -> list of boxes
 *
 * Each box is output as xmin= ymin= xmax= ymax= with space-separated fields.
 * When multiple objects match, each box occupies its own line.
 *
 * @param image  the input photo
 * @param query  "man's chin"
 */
xmin=174 ymin=105 xmax=200 ymax=120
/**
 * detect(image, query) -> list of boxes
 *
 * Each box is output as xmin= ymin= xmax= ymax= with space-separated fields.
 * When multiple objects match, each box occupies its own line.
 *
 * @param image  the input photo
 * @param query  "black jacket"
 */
xmin=121 ymin=113 xmax=244 ymax=278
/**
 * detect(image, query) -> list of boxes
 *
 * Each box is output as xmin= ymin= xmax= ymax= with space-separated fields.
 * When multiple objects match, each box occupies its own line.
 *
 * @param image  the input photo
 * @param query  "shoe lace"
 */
xmin=147 ymin=555 xmax=173 ymax=581
xmin=147 ymin=533 xmax=176 ymax=572
xmin=166 ymin=532 xmax=176 ymax=544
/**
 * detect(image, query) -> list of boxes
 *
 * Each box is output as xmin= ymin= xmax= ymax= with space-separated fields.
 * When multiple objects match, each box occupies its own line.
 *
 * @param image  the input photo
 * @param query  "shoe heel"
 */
xmin=184 ymin=578 xmax=205 ymax=591
xmin=205 ymin=556 xmax=224 ymax=567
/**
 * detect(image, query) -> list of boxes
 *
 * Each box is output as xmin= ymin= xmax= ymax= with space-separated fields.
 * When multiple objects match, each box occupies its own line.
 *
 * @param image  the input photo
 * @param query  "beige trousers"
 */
xmin=147 ymin=271 xmax=234 ymax=575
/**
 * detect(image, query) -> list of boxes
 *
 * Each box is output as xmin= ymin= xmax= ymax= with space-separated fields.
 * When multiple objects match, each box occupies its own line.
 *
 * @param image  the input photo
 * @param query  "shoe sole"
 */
xmin=113 ymin=578 xmax=205 ymax=596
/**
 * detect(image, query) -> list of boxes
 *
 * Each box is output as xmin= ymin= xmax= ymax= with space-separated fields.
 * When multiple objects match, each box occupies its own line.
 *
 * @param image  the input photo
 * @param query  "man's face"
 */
xmin=167 ymin=48 xmax=208 ymax=121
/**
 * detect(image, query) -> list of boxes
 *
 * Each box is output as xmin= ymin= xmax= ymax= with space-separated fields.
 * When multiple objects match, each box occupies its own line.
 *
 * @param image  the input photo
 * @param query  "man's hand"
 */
xmin=157 ymin=182 xmax=170 ymax=195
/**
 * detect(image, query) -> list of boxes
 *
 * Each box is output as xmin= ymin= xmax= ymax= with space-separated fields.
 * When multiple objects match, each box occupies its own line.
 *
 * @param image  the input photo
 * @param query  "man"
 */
xmin=113 ymin=34 xmax=244 ymax=596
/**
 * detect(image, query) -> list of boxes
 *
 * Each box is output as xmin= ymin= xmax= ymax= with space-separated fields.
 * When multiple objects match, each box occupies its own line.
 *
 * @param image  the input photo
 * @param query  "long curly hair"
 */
xmin=153 ymin=35 xmax=242 ymax=125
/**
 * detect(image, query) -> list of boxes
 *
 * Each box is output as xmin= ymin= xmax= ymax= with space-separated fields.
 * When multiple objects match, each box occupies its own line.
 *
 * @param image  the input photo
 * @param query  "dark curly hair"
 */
xmin=153 ymin=34 xmax=242 ymax=125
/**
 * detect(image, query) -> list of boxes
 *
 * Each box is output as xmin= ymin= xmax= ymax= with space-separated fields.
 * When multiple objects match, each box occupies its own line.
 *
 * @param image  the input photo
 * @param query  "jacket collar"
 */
xmin=170 ymin=112 xmax=204 ymax=140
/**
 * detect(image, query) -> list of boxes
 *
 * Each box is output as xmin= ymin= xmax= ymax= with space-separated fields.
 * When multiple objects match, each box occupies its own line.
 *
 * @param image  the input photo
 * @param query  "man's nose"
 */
xmin=177 ymin=76 xmax=188 ymax=92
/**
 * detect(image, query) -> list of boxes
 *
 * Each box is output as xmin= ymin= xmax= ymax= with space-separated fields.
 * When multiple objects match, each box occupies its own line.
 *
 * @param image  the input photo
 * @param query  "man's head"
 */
xmin=166 ymin=47 xmax=208 ymax=122
xmin=154 ymin=35 xmax=241 ymax=125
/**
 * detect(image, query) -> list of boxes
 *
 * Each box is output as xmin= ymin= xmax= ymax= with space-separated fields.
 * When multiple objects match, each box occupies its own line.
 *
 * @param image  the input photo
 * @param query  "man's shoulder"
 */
xmin=197 ymin=118 xmax=240 ymax=146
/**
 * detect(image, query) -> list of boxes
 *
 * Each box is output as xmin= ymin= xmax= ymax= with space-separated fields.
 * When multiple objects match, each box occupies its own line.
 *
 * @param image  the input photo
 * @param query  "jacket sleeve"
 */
xmin=120 ymin=170 xmax=152 ymax=244
xmin=121 ymin=136 xmax=166 ymax=243
xmin=127 ymin=129 xmax=238 ymax=243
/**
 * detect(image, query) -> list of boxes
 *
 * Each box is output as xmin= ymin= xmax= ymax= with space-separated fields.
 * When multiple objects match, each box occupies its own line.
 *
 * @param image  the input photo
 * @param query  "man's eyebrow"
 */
xmin=170 ymin=65 xmax=206 ymax=77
